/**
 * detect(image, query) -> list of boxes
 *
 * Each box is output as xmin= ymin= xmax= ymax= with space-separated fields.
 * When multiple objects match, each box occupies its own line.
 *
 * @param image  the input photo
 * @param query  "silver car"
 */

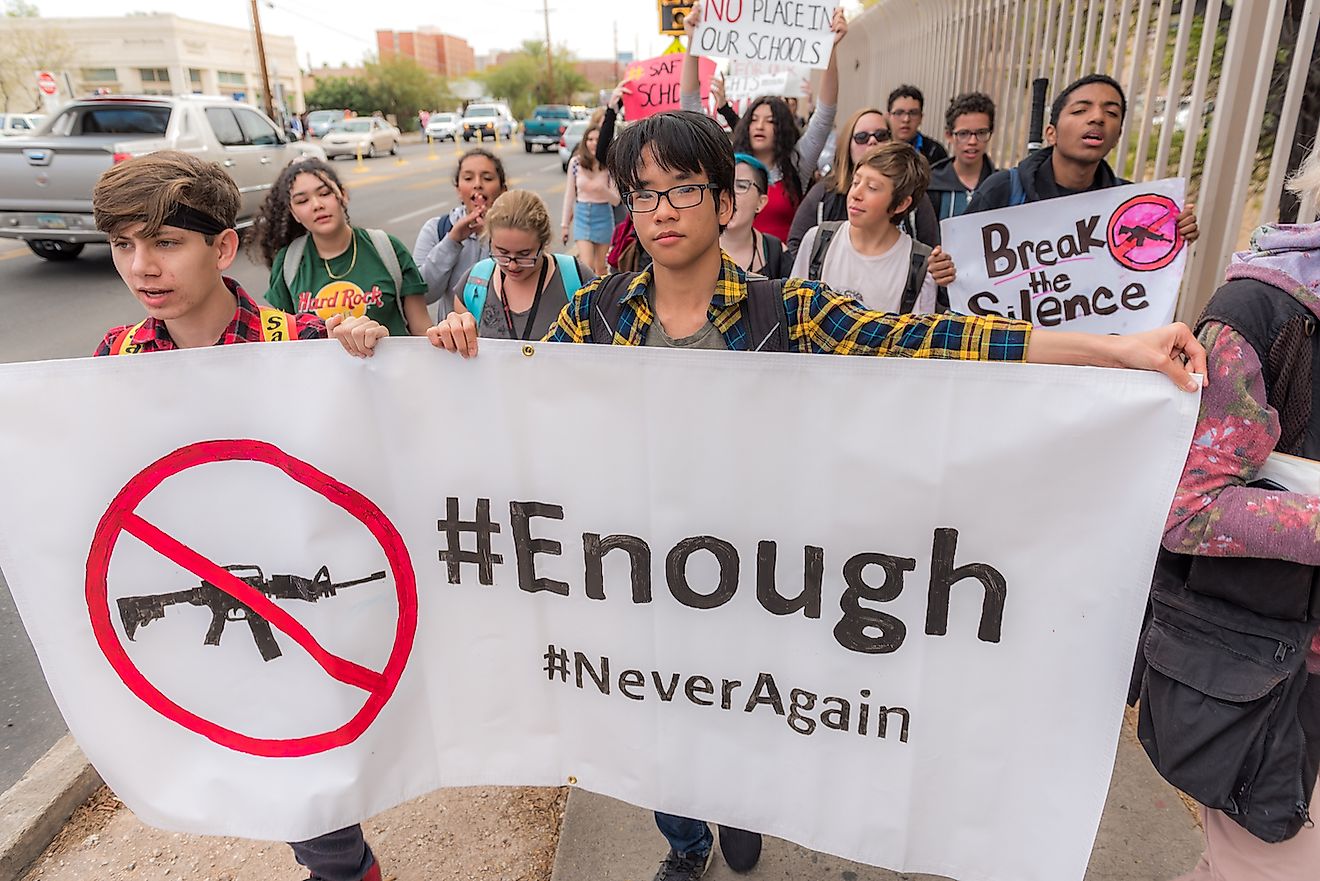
xmin=425 ymin=112 xmax=459 ymax=142
xmin=559 ymin=119 xmax=590 ymax=172
xmin=322 ymin=118 xmax=401 ymax=159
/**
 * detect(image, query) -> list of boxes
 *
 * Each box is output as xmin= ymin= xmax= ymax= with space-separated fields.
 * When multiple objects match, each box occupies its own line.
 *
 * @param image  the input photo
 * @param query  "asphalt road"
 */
xmin=0 ymin=134 xmax=571 ymax=791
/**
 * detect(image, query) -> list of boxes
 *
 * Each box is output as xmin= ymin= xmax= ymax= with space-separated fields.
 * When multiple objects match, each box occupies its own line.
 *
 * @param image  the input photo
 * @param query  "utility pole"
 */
xmin=542 ymin=0 xmax=555 ymax=103
xmin=249 ymin=0 xmax=276 ymax=121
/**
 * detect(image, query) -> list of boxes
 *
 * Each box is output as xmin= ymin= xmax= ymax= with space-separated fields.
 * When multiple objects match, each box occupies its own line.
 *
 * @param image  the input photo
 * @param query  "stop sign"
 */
xmin=36 ymin=72 xmax=57 ymax=97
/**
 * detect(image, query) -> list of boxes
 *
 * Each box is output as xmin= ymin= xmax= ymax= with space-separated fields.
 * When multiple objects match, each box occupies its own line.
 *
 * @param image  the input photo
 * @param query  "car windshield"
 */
xmin=71 ymin=105 xmax=171 ymax=135
xmin=308 ymin=111 xmax=341 ymax=122
xmin=433 ymin=114 xmax=455 ymax=123
xmin=534 ymin=106 xmax=568 ymax=117
xmin=567 ymin=121 xmax=589 ymax=137
xmin=465 ymin=107 xmax=496 ymax=118
xmin=332 ymin=120 xmax=371 ymax=133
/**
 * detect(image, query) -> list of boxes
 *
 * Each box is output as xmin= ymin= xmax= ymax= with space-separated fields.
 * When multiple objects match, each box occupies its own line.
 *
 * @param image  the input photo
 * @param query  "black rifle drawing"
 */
xmin=117 ymin=565 xmax=387 ymax=662
xmin=1117 ymin=223 xmax=1172 ymax=246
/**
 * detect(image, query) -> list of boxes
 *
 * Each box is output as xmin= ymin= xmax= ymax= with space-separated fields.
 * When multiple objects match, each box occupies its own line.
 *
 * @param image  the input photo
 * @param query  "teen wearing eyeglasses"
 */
xmin=928 ymin=92 xmax=998 ymax=222
xmin=719 ymin=154 xmax=791 ymax=278
xmin=452 ymin=190 xmax=594 ymax=341
xmin=887 ymin=84 xmax=949 ymax=166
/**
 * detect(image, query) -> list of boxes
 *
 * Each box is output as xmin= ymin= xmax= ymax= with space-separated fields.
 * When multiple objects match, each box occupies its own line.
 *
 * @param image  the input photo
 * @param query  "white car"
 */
xmin=0 ymin=113 xmax=45 ymax=136
xmin=322 ymin=118 xmax=401 ymax=159
xmin=559 ymin=119 xmax=590 ymax=172
xmin=462 ymin=103 xmax=515 ymax=141
xmin=425 ymin=112 xmax=459 ymax=142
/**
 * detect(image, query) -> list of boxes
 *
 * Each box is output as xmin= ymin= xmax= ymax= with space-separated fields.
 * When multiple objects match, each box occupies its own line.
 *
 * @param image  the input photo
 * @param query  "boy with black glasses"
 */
xmin=928 ymin=92 xmax=998 ymax=221
xmin=423 ymin=109 xmax=1205 ymax=881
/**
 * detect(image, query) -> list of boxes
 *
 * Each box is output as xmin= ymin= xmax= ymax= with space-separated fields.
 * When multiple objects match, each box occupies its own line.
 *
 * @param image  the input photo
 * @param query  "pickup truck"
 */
xmin=0 ymin=94 xmax=324 ymax=261
xmin=521 ymin=105 xmax=572 ymax=153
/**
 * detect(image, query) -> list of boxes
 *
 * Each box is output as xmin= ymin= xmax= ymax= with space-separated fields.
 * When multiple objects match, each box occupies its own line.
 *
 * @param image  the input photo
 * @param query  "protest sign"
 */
xmin=724 ymin=60 xmax=811 ymax=102
xmin=622 ymin=52 xmax=717 ymax=120
xmin=941 ymin=178 xmax=1188 ymax=334
xmin=692 ymin=0 xmax=838 ymax=69
xmin=0 ymin=340 xmax=1198 ymax=881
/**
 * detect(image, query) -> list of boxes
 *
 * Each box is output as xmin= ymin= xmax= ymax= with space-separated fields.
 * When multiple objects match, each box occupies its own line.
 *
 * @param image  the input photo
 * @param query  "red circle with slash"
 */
xmin=85 ymin=439 xmax=417 ymax=758
xmin=1106 ymin=193 xmax=1185 ymax=272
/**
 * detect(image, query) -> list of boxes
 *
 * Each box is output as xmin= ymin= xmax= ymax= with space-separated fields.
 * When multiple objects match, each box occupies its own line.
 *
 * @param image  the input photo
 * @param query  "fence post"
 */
xmin=1177 ymin=2 xmax=1288 ymax=324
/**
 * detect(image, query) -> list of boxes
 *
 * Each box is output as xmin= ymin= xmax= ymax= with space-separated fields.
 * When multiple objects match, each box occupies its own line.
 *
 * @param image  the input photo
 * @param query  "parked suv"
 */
xmin=462 ymin=103 xmax=513 ymax=141
xmin=0 ymin=95 xmax=325 ymax=261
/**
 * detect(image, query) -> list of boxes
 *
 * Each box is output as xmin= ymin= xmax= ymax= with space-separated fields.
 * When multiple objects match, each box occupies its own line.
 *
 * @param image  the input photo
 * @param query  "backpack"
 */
xmin=461 ymin=254 xmax=583 ymax=319
xmin=435 ymin=214 xmax=455 ymax=242
xmin=1007 ymin=167 xmax=1028 ymax=207
xmin=805 ymin=221 xmax=937 ymax=315
xmin=586 ymin=273 xmax=789 ymax=352
xmin=1134 ymin=282 xmax=1320 ymax=843
xmin=109 ymin=308 xmax=293 ymax=354
xmin=282 ymin=229 xmax=402 ymax=293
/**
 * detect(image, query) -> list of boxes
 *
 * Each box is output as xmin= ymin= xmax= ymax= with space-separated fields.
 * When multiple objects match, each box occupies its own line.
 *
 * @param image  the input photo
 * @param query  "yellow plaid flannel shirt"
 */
xmin=543 ymin=252 xmax=1032 ymax=359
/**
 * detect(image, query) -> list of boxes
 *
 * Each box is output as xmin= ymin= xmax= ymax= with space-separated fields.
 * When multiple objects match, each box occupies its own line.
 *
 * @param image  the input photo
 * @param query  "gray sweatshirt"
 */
xmin=412 ymin=205 xmax=489 ymax=318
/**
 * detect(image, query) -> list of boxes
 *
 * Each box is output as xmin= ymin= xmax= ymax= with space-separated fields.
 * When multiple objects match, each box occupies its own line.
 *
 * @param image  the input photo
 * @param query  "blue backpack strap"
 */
xmin=463 ymin=258 xmax=497 ymax=318
xmin=438 ymin=214 xmax=455 ymax=241
xmin=1008 ymin=167 xmax=1027 ymax=207
xmin=553 ymin=253 xmax=582 ymax=300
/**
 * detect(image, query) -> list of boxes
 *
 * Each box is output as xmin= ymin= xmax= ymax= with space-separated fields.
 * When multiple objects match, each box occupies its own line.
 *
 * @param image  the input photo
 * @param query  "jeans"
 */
xmin=288 ymin=824 xmax=375 ymax=881
xmin=655 ymin=812 xmax=713 ymax=856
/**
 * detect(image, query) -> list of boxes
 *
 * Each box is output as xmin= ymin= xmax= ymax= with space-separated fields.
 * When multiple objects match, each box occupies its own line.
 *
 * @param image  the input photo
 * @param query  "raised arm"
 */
xmin=680 ymin=2 xmax=705 ymax=113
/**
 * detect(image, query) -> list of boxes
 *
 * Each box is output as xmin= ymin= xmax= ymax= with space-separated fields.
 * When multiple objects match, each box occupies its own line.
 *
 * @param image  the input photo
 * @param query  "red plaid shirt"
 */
xmin=94 ymin=278 xmax=325 ymax=356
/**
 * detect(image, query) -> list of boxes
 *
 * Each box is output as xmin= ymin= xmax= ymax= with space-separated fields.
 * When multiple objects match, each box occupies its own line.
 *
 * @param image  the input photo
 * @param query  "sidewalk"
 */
xmin=5 ymin=713 xmax=1201 ymax=881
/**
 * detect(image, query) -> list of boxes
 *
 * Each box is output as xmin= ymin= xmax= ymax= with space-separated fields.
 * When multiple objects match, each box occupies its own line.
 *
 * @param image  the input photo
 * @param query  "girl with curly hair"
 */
xmin=253 ymin=157 xmax=430 ymax=336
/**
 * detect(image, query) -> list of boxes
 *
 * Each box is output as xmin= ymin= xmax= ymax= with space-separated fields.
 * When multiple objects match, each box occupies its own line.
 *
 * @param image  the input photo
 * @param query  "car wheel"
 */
xmin=366 ymin=143 xmax=377 ymax=158
xmin=27 ymin=240 xmax=84 ymax=261
xmin=390 ymin=140 xmax=399 ymax=155
xmin=524 ymin=142 xmax=532 ymax=153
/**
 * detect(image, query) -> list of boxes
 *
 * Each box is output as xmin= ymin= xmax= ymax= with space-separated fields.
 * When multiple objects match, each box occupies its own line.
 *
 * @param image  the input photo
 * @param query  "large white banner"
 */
xmin=941 ymin=178 xmax=1188 ymax=334
xmin=0 ymin=340 xmax=1198 ymax=881
xmin=692 ymin=0 xmax=838 ymax=69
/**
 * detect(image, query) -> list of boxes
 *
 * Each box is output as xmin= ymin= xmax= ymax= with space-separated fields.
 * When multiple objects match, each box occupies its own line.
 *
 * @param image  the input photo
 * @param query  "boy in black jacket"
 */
xmin=965 ymin=73 xmax=1198 ymax=244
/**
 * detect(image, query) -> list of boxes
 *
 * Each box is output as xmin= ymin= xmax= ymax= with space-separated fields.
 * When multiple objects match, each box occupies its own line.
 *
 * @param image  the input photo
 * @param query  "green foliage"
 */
xmin=4 ymin=0 xmax=39 ymax=16
xmin=303 ymin=57 xmax=459 ymax=131
xmin=479 ymin=40 xmax=590 ymax=119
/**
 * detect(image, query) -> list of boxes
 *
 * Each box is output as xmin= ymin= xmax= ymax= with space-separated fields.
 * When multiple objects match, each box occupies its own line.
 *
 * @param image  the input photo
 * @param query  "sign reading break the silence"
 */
xmin=941 ymin=178 xmax=1189 ymax=334
xmin=622 ymin=52 xmax=717 ymax=120
xmin=692 ymin=0 xmax=839 ymax=69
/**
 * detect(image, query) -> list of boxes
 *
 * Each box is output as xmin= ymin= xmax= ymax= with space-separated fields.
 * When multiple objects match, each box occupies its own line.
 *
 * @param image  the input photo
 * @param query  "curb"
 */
xmin=0 ymin=736 xmax=101 ymax=881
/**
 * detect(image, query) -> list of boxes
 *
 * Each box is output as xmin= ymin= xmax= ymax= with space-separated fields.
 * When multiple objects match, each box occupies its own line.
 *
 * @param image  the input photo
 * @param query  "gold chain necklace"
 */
xmin=322 ymin=232 xmax=358 ymax=280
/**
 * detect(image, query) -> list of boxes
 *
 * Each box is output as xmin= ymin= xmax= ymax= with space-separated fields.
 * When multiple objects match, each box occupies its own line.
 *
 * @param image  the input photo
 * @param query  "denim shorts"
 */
xmin=573 ymin=200 xmax=615 ymax=245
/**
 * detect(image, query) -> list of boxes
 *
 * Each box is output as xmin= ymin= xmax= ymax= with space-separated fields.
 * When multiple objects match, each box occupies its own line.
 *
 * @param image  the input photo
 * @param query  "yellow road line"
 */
xmin=0 ymin=248 xmax=32 ymax=262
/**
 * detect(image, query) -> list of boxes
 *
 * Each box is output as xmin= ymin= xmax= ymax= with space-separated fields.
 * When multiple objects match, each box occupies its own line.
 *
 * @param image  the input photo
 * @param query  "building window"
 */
xmin=216 ymin=71 xmax=246 ymax=87
xmin=189 ymin=68 xmax=203 ymax=89
xmin=139 ymin=68 xmax=170 ymax=84
xmin=81 ymin=68 xmax=118 ymax=82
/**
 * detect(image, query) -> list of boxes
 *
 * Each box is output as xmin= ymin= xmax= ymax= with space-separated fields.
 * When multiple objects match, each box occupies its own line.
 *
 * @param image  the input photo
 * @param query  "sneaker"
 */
xmin=717 ymin=826 xmax=763 ymax=873
xmin=653 ymin=847 xmax=714 ymax=881
xmin=360 ymin=863 xmax=382 ymax=881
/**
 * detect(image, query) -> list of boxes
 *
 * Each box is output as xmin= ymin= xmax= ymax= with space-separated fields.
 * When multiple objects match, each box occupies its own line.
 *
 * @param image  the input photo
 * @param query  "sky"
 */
xmin=32 ymin=0 xmax=677 ymax=69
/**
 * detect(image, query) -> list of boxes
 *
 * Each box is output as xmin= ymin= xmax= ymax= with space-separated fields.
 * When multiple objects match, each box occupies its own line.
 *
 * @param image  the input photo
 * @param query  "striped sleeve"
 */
xmin=543 ymin=276 xmax=603 ymax=344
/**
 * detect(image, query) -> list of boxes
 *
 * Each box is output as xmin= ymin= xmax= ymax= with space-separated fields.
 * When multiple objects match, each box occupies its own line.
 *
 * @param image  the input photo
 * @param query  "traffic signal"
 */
xmin=659 ymin=1 xmax=695 ymax=36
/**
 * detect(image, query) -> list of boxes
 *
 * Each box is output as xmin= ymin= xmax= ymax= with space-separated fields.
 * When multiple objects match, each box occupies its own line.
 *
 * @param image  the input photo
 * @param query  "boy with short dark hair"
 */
xmin=424 ymin=109 xmax=1205 ymax=881
xmin=928 ymin=91 xmax=998 ymax=221
xmin=966 ymin=74 xmax=1198 ymax=243
xmin=887 ymin=84 xmax=948 ymax=166
xmin=792 ymin=142 xmax=939 ymax=313
xmin=91 ymin=149 xmax=384 ymax=881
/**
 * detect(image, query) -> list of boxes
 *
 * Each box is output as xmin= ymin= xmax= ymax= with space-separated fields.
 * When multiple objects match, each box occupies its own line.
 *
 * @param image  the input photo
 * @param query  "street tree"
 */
xmin=0 ymin=9 xmax=72 ymax=112
xmin=480 ymin=40 xmax=589 ymax=119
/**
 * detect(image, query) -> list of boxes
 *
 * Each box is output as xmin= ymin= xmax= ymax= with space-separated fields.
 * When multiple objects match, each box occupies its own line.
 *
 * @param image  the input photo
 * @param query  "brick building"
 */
xmin=376 ymin=28 xmax=475 ymax=78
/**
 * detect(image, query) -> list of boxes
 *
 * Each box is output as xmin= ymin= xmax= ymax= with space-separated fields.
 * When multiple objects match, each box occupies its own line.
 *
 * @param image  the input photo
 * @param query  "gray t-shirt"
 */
xmin=644 ymin=316 xmax=726 ymax=349
xmin=470 ymin=257 xmax=593 ymax=341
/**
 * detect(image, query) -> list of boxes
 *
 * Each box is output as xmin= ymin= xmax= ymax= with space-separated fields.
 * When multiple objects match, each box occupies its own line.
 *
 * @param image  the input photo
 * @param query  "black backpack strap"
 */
xmin=585 ymin=273 xmax=643 ymax=344
xmin=742 ymin=278 xmax=790 ymax=352
xmin=807 ymin=221 xmax=844 ymax=281
xmin=899 ymin=240 xmax=933 ymax=314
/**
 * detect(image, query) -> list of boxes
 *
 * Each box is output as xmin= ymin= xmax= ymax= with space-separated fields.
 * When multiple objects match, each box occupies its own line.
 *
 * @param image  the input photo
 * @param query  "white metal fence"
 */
xmin=838 ymin=0 xmax=1320 ymax=322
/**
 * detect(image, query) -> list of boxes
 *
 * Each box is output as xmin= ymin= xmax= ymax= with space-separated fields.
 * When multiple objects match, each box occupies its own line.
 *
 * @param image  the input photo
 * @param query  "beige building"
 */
xmin=1 ymin=13 xmax=304 ymax=115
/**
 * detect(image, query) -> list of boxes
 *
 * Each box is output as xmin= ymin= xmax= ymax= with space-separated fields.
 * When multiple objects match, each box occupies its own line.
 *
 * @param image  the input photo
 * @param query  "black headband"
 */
xmin=161 ymin=203 xmax=230 ymax=236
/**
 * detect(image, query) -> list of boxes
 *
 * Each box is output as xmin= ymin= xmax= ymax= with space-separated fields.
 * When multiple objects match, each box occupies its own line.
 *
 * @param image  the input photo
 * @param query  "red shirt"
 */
xmin=753 ymin=179 xmax=797 ymax=243
xmin=94 ymin=278 xmax=325 ymax=356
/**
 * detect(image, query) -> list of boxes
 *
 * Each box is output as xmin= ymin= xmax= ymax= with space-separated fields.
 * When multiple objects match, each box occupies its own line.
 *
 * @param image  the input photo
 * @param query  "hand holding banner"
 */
xmin=692 ymin=0 xmax=839 ymax=69
xmin=621 ymin=53 xmax=717 ymax=120
xmin=940 ymin=178 xmax=1189 ymax=334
